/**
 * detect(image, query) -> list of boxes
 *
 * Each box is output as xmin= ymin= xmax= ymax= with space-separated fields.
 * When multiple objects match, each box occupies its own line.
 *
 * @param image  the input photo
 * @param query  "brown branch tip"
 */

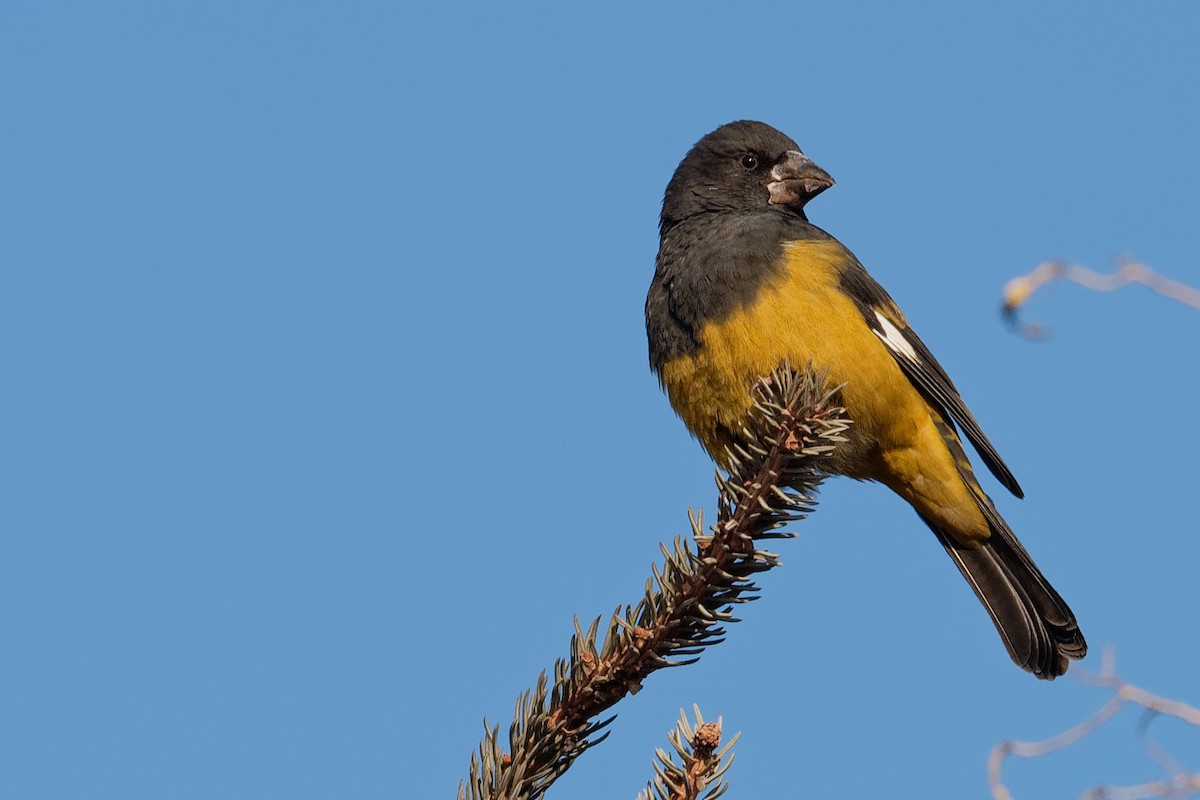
xmin=638 ymin=706 xmax=741 ymax=800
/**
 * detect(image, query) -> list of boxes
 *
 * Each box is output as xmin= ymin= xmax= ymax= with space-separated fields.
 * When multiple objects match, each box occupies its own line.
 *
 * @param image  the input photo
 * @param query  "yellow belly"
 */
xmin=658 ymin=238 xmax=988 ymax=542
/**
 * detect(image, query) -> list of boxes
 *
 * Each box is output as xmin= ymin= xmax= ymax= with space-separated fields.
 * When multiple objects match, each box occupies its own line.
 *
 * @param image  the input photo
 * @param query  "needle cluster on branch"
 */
xmin=458 ymin=367 xmax=850 ymax=800
xmin=636 ymin=706 xmax=738 ymax=800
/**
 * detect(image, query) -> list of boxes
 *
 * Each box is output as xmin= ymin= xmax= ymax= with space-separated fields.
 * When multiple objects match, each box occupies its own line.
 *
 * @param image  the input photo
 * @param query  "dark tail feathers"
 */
xmin=922 ymin=504 xmax=1086 ymax=680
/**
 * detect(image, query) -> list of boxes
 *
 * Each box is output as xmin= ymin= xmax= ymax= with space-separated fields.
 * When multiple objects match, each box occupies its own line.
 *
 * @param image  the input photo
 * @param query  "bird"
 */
xmin=645 ymin=120 xmax=1085 ymax=679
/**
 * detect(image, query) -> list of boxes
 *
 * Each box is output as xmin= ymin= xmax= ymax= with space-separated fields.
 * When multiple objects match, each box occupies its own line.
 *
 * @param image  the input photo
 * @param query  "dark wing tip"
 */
xmin=996 ymin=464 xmax=1024 ymax=499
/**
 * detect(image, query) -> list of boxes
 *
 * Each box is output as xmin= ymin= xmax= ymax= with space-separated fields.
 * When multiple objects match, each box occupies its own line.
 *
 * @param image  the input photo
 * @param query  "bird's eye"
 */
xmin=740 ymin=153 xmax=759 ymax=170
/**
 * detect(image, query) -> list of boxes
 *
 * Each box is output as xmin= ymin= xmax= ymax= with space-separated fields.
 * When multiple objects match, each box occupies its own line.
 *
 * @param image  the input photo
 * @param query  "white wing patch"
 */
xmin=873 ymin=310 xmax=920 ymax=362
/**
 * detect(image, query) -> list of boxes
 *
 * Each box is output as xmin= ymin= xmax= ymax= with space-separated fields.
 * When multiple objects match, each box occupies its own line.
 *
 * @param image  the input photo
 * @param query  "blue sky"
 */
xmin=3 ymin=2 xmax=1198 ymax=798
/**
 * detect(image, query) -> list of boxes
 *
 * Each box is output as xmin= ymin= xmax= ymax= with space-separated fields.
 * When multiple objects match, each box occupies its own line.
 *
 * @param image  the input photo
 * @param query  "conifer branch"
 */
xmin=637 ymin=706 xmax=739 ymax=800
xmin=458 ymin=367 xmax=849 ymax=800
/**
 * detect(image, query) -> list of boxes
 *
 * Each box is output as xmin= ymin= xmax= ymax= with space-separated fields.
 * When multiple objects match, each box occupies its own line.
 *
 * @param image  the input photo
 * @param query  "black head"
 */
xmin=660 ymin=120 xmax=834 ymax=231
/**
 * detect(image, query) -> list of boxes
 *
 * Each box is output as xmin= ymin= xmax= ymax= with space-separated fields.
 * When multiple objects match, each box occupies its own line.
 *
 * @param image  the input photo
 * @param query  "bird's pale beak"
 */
xmin=767 ymin=150 xmax=835 ymax=207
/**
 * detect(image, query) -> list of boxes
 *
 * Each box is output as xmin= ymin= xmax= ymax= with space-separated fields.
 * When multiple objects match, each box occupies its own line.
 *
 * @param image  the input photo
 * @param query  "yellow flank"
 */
xmin=659 ymin=239 xmax=990 ymax=544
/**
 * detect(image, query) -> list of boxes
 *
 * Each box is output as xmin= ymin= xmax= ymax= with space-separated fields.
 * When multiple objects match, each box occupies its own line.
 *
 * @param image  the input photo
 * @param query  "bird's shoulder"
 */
xmin=647 ymin=212 xmax=834 ymax=370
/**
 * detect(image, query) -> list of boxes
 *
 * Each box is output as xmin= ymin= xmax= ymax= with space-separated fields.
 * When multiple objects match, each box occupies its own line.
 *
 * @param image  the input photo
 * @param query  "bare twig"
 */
xmin=988 ymin=648 xmax=1200 ymax=800
xmin=459 ymin=367 xmax=849 ymax=800
xmin=1078 ymin=775 xmax=1200 ymax=800
xmin=1001 ymin=258 xmax=1200 ymax=338
xmin=637 ymin=706 xmax=739 ymax=800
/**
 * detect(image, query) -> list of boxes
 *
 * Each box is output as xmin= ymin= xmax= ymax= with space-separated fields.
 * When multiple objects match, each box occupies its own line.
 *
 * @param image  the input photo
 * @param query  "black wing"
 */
xmin=838 ymin=257 xmax=1024 ymax=498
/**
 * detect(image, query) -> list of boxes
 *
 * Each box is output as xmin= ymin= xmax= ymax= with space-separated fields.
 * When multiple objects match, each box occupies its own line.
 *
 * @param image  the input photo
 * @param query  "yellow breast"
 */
xmin=658 ymin=238 xmax=988 ymax=539
xmin=659 ymin=239 xmax=917 ymax=470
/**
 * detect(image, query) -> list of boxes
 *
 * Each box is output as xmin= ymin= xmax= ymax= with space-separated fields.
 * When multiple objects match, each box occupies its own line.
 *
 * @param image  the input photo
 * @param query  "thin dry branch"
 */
xmin=1001 ymin=259 xmax=1200 ymax=338
xmin=988 ymin=648 xmax=1200 ymax=800
xmin=458 ymin=368 xmax=849 ymax=800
